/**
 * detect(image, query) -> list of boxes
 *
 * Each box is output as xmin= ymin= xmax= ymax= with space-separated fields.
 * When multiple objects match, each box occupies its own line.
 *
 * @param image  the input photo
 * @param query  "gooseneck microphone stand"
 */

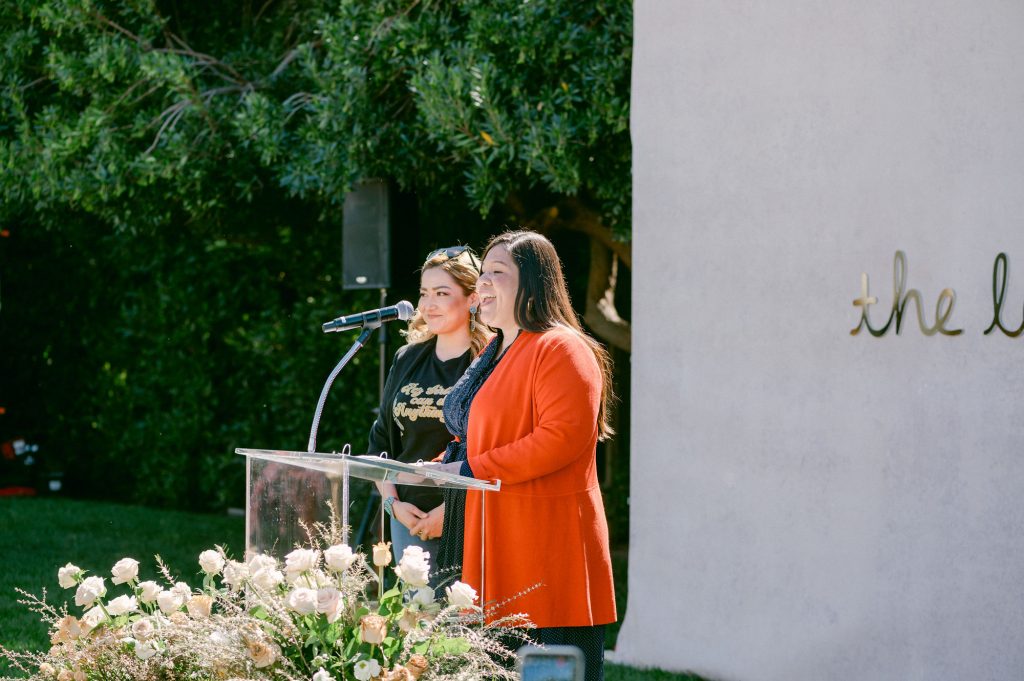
xmin=307 ymin=323 xmax=378 ymax=454
xmin=305 ymin=321 xmax=380 ymax=547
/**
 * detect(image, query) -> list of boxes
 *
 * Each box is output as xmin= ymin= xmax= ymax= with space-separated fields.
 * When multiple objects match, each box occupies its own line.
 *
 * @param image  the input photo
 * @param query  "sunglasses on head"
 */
xmin=427 ymin=245 xmax=480 ymax=272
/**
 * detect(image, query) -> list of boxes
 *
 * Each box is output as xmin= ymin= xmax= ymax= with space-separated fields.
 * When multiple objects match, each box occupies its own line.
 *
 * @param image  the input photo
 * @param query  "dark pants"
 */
xmin=532 ymin=625 xmax=606 ymax=681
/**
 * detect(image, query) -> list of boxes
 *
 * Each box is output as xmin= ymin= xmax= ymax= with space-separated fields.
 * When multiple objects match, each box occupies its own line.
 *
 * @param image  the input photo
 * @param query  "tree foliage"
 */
xmin=0 ymin=0 xmax=632 ymax=512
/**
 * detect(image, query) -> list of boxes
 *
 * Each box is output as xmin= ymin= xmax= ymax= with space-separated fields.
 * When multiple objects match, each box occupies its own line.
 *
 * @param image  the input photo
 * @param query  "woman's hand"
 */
xmin=393 ymin=501 xmax=428 ymax=530
xmin=409 ymin=503 xmax=445 ymax=541
xmin=418 ymin=461 xmax=465 ymax=480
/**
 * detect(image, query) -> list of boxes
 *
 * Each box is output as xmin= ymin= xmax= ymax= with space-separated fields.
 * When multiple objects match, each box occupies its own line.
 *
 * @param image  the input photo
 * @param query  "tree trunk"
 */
xmin=511 ymin=195 xmax=632 ymax=352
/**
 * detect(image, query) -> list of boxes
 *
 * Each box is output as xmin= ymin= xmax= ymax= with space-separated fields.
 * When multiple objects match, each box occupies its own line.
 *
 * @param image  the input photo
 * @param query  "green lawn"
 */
xmin=0 ymin=497 xmax=703 ymax=681
xmin=0 ymin=497 xmax=246 ymax=654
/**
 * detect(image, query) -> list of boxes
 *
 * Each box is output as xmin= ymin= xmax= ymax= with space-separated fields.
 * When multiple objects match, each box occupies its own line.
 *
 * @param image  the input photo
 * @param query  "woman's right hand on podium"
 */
xmin=393 ymin=501 xmax=428 ymax=530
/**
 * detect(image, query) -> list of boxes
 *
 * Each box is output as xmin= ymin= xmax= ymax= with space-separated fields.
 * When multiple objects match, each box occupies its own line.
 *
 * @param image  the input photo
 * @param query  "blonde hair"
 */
xmin=403 ymin=248 xmax=491 ymax=356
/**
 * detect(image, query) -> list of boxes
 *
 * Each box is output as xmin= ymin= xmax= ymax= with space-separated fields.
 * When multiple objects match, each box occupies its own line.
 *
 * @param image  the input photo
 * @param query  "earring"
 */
xmin=469 ymin=305 xmax=478 ymax=333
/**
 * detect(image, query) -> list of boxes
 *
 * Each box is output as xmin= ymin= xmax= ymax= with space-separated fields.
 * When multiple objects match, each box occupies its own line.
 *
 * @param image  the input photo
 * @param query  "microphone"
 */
xmin=322 ymin=300 xmax=415 ymax=333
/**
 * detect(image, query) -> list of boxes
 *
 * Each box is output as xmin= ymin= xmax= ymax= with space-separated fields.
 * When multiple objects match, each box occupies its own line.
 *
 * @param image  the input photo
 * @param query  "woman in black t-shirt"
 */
xmin=367 ymin=246 xmax=490 ymax=577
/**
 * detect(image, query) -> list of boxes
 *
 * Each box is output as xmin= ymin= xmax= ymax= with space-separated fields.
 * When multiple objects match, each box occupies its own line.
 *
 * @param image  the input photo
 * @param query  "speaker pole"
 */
xmin=378 ymin=287 xmax=388 ymax=405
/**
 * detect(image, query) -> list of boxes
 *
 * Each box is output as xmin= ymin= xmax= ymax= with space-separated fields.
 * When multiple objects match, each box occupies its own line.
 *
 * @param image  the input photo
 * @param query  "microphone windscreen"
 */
xmin=395 ymin=300 xmax=415 ymax=320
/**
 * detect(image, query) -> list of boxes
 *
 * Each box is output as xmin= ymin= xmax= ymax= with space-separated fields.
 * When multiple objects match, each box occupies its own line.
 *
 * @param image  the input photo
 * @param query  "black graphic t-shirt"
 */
xmin=373 ymin=341 xmax=471 ymax=511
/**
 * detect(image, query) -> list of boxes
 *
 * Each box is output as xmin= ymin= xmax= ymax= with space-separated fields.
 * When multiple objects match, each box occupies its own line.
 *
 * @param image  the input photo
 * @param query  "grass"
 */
xmin=0 ymin=497 xmax=246 ymax=653
xmin=0 ymin=497 xmax=703 ymax=681
xmin=605 ymin=667 xmax=707 ymax=681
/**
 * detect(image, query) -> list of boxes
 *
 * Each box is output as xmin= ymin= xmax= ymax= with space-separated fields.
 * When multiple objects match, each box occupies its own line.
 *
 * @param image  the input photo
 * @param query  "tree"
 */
xmin=0 ymin=0 xmax=632 ymax=509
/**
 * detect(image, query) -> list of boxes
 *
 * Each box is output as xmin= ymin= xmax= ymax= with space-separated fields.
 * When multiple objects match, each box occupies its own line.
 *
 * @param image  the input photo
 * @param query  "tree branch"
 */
xmin=509 ymin=194 xmax=632 ymax=351
xmin=584 ymin=238 xmax=631 ymax=352
xmin=90 ymin=11 xmax=150 ymax=47
xmin=558 ymin=197 xmax=631 ymax=269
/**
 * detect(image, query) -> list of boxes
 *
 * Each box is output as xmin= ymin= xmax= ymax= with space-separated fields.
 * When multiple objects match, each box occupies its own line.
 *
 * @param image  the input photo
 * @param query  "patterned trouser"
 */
xmin=531 ymin=625 xmax=606 ymax=681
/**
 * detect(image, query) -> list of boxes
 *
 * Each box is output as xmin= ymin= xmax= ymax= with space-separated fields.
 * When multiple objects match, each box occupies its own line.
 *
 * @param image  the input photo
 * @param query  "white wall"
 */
xmin=617 ymin=3 xmax=1024 ymax=680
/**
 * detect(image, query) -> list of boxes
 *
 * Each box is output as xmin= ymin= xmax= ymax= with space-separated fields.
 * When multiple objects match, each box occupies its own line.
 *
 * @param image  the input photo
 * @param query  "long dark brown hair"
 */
xmin=483 ymin=230 xmax=615 ymax=440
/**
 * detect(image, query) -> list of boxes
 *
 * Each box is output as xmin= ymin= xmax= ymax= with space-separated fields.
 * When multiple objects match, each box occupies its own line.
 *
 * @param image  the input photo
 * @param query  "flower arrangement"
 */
xmin=1 ymin=524 xmax=531 ymax=681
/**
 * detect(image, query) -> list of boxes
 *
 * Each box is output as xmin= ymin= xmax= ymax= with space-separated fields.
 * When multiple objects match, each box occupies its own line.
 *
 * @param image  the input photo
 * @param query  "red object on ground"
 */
xmin=0 ymin=487 xmax=37 ymax=497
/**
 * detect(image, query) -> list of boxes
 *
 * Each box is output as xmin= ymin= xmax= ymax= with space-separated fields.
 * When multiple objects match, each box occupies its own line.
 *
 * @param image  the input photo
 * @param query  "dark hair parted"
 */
xmin=483 ymin=230 xmax=615 ymax=440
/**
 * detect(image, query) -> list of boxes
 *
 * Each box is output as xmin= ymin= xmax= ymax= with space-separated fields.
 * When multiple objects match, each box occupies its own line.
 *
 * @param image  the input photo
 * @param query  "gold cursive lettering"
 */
xmin=851 ymin=251 xmax=962 ymax=336
xmin=984 ymin=253 xmax=1024 ymax=337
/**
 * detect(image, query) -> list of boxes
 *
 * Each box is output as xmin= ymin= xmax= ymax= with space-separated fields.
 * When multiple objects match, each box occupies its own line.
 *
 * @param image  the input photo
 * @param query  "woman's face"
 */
xmin=418 ymin=266 xmax=475 ymax=337
xmin=477 ymin=244 xmax=520 ymax=331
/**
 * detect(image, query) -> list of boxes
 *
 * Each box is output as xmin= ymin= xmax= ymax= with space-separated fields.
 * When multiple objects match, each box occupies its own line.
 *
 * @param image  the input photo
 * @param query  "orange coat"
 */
xmin=461 ymin=327 xmax=616 ymax=628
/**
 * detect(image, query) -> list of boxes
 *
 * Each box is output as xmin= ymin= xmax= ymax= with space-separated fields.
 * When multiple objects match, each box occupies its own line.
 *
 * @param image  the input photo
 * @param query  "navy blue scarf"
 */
xmin=435 ymin=331 xmax=505 ymax=576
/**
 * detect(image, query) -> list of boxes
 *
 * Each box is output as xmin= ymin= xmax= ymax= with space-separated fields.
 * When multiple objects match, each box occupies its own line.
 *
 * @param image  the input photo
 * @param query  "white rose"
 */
xmin=251 ymin=567 xmax=284 ymax=591
xmin=134 ymin=639 xmax=159 ymax=660
xmin=156 ymin=590 xmax=184 ymax=615
xmin=323 ymin=544 xmax=356 ymax=572
xmin=222 ymin=561 xmax=249 ymax=590
xmin=110 ymin=558 xmax=140 ymax=585
xmin=171 ymin=582 xmax=192 ymax=599
xmin=247 ymin=554 xmax=277 ymax=572
xmin=412 ymin=587 xmax=435 ymax=607
xmin=287 ymin=568 xmax=333 ymax=589
xmin=74 ymin=576 xmax=106 ymax=607
xmin=394 ymin=546 xmax=430 ymax=588
xmin=315 ymin=587 xmax=340 ymax=613
xmin=312 ymin=569 xmax=335 ymax=588
xmin=286 ymin=587 xmax=318 ymax=615
xmin=80 ymin=606 xmax=106 ymax=632
xmin=445 ymin=581 xmax=477 ymax=608
xmin=198 ymin=550 xmax=225 ymax=576
xmin=397 ymin=609 xmax=419 ymax=633
xmin=312 ymin=667 xmax=333 ymax=681
xmin=284 ymin=548 xmax=319 ymax=576
xmin=57 ymin=563 xmax=82 ymax=589
xmin=353 ymin=659 xmax=381 ymax=681
xmin=315 ymin=588 xmax=345 ymax=623
xmin=106 ymin=595 xmax=138 ymax=616
xmin=137 ymin=580 xmax=161 ymax=604
xmin=131 ymin=618 xmax=155 ymax=641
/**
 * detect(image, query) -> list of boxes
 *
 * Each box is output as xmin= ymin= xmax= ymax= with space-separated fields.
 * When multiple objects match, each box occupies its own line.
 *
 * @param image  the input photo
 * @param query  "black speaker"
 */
xmin=342 ymin=179 xmax=391 ymax=290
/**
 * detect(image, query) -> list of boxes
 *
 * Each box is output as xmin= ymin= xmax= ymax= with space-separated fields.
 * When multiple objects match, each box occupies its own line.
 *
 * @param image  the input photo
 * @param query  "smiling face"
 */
xmin=477 ymin=244 xmax=521 ymax=333
xmin=418 ymin=266 xmax=476 ymax=337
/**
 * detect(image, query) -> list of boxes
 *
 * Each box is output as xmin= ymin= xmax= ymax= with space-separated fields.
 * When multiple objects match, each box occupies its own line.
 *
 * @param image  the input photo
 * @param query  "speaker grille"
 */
xmin=342 ymin=180 xmax=391 ymax=289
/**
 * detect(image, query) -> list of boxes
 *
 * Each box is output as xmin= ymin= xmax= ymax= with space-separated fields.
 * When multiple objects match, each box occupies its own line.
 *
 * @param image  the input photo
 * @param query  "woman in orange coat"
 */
xmin=427 ymin=230 xmax=616 ymax=681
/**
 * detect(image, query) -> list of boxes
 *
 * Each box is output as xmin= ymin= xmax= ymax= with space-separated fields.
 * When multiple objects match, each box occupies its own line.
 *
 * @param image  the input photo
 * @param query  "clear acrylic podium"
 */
xmin=235 ymin=448 xmax=501 ymax=592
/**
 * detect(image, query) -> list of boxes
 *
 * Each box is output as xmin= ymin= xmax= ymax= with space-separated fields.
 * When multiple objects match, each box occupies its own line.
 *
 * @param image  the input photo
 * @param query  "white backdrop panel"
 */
xmin=617 ymin=2 xmax=1024 ymax=680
